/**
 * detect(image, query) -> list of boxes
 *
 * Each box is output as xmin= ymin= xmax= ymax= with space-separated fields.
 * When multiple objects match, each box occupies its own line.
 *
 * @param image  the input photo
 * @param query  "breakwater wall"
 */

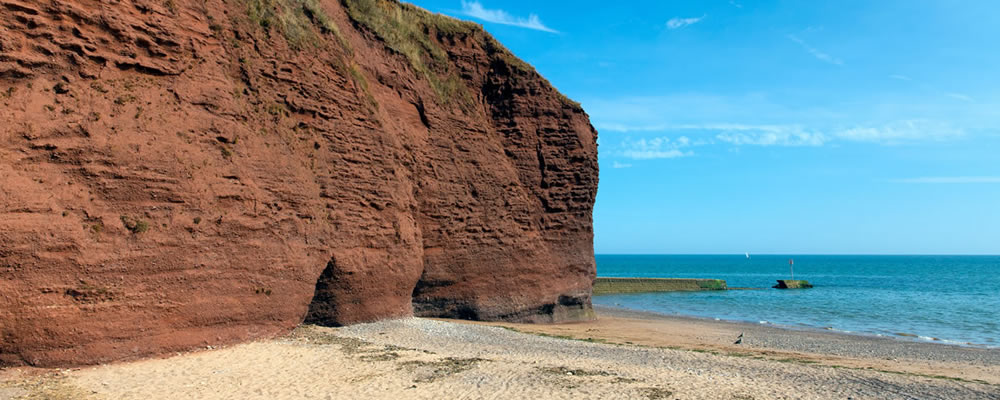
xmin=593 ymin=278 xmax=727 ymax=295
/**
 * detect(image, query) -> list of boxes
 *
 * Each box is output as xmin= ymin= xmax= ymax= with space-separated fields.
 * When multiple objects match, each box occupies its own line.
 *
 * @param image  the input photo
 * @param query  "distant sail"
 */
xmin=746 ymin=252 xmax=750 ymax=259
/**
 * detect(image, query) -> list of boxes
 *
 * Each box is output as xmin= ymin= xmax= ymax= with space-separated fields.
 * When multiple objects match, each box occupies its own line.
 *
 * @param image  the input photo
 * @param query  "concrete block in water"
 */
xmin=773 ymin=280 xmax=813 ymax=289
xmin=593 ymin=278 xmax=728 ymax=295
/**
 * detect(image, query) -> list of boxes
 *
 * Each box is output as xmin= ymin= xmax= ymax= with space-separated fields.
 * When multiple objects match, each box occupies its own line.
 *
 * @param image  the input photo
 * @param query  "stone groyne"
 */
xmin=593 ymin=278 xmax=727 ymax=295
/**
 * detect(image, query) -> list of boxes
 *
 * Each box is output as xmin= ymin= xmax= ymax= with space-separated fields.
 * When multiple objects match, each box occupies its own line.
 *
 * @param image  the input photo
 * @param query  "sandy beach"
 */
xmin=2 ymin=308 xmax=998 ymax=399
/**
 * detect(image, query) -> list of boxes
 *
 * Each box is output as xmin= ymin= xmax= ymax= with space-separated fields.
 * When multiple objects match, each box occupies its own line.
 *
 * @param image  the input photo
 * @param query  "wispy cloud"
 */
xmin=620 ymin=137 xmax=693 ymax=159
xmin=889 ymin=74 xmax=912 ymax=81
xmin=729 ymin=0 xmax=743 ymax=8
xmin=716 ymin=130 xmax=828 ymax=146
xmin=787 ymin=34 xmax=843 ymax=65
xmin=603 ymin=121 xmax=962 ymax=147
xmin=667 ymin=15 xmax=705 ymax=29
xmin=612 ymin=161 xmax=633 ymax=169
xmin=835 ymin=120 xmax=964 ymax=144
xmin=584 ymin=94 xmax=833 ymax=134
xmin=891 ymin=177 xmax=1000 ymax=184
xmin=946 ymin=93 xmax=975 ymax=102
xmin=598 ymin=123 xmax=827 ymax=147
xmin=459 ymin=1 xmax=557 ymax=33
xmin=584 ymin=94 xmax=987 ymax=164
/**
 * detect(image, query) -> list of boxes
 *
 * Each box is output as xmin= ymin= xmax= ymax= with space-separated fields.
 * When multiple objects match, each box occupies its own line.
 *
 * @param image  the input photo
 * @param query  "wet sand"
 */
xmin=1 ymin=309 xmax=997 ymax=399
xmin=475 ymin=306 xmax=1000 ymax=385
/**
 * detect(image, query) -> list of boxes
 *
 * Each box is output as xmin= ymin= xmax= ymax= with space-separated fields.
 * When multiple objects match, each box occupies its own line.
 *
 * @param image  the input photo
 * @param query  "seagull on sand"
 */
xmin=734 ymin=332 xmax=744 ymax=345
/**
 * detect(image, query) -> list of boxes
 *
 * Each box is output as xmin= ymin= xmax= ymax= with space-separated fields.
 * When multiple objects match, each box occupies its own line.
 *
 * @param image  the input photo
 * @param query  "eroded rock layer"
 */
xmin=0 ymin=0 xmax=597 ymax=367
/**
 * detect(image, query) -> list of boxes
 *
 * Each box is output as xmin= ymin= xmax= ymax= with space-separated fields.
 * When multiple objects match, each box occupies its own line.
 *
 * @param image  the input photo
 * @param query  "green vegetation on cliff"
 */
xmin=342 ymin=0 xmax=478 ymax=106
xmin=244 ymin=0 xmax=346 ymax=49
xmin=238 ymin=0 xmax=581 ymax=110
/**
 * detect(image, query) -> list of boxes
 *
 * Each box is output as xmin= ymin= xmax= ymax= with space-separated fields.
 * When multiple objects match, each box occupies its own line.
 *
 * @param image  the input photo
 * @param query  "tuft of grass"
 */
xmin=266 ymin=102 xmax=286 ymax=116
xmin=346 ymin=62 xmax=378 ymax=108
xmin=480 ymin=34 xmax=583 ymax=111
xmin=90 ymin=82 xmax=109 ymax=93
xmin=481 ymin=35 xmax=532 ymax=73
xmin=114 ymin=95 xmax=136 ymax=105
xmin=243 ymin=0 xmax=348 ymax=50
xmin=301 ymin=0 xmax=350 ymax=50
xmin=120 ymin=215 xmax=150 ymax=234
xmin=557 ymin=93 xmax=583 ymax=111
xmin=342 ymin=0 xmax=478 ymax=107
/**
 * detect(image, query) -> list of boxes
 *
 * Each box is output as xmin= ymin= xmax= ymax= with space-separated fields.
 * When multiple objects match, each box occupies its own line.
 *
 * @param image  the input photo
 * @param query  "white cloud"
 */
xmin=729 ymin=1 xmax=744 ymax=8
xmin=459 ymin=1 xmax=557 ymax=33
xmin=835 ymin=120 xmax=964 ymax=143
xmin=621 ymin=137 xmax=693 ymax=159
xmin=716 ymin=130 xmax=828 ymax=147
xmin=625 ymin=149 xmax=690 ymax=159
xmin=611 ymin=161 xmax=633 ymax=169
xmin=891 ymin=177 xmax=1000 ymax=184
xmin=586 ymin=94 xmax=986 ymax=164
xmin=584 ymin=94 xmax=845 ymax=134
xmin=597 ymin=123 xmax=668 ymax=133
xmin=667 ymin=15 xmax=705 ymax=29
xmin=787 ymin=34 xmax=843 ymax=65
xmin=946 ymin=93 xmax=975 ymax=102
xmin=604 ymin=123 xmax=829 ymax=147
xmin=601 ymin=120 xmax=965 ymax=156
xmin=889 ymin=74 xmax=912 ymax=81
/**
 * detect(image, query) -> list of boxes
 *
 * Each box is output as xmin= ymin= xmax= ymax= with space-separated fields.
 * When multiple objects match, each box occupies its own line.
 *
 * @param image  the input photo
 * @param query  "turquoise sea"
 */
xmin=593 ymin=255 xmax=1000 ymax=347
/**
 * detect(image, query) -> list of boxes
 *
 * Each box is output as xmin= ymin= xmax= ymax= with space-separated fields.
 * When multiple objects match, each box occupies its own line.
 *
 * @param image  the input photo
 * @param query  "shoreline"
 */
xmin=593 ymin=304 xmax=999 ymax=351
xmin=591 ymin=293 xmax=999 ymax=350
xmin=468 ymin=305 xmax=1000 ymax=385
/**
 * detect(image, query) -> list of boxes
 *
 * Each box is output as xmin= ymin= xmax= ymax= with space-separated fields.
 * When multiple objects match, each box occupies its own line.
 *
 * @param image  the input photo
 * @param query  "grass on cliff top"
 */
xmin=342 ymin=0 xmax=478 ymax=107
xmin=479 ymin=27 xmax=582 ymax=111
xmin=243 ymin=0 xmax=582 ymax=111
xmin=244 ymin=0 xmax=348 ymax=50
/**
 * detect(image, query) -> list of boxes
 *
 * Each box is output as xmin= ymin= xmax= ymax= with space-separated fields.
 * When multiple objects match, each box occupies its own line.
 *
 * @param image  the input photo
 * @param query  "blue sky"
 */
xmin=407 ymin=0 xmax=1000 ymax=255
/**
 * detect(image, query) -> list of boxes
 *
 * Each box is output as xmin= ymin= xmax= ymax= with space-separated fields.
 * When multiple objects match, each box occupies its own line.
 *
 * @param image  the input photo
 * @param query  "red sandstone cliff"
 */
xmin=0 ymin=0 xmax=598 ymax=367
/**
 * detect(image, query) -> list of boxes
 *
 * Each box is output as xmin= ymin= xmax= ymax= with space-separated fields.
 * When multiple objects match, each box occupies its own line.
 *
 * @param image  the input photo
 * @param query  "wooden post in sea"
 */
xmin=775 ymin=258 xmax=810 ymax=289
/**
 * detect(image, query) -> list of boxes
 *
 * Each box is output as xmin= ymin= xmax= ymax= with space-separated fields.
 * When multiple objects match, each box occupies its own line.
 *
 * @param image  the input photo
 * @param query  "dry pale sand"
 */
xmin=1 ymin=313 xmax=998 ymax=400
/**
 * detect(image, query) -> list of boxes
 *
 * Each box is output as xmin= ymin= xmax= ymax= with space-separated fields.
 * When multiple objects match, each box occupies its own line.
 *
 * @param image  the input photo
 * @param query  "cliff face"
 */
xmin=0 ymin=0 xmax=598 ymax=367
